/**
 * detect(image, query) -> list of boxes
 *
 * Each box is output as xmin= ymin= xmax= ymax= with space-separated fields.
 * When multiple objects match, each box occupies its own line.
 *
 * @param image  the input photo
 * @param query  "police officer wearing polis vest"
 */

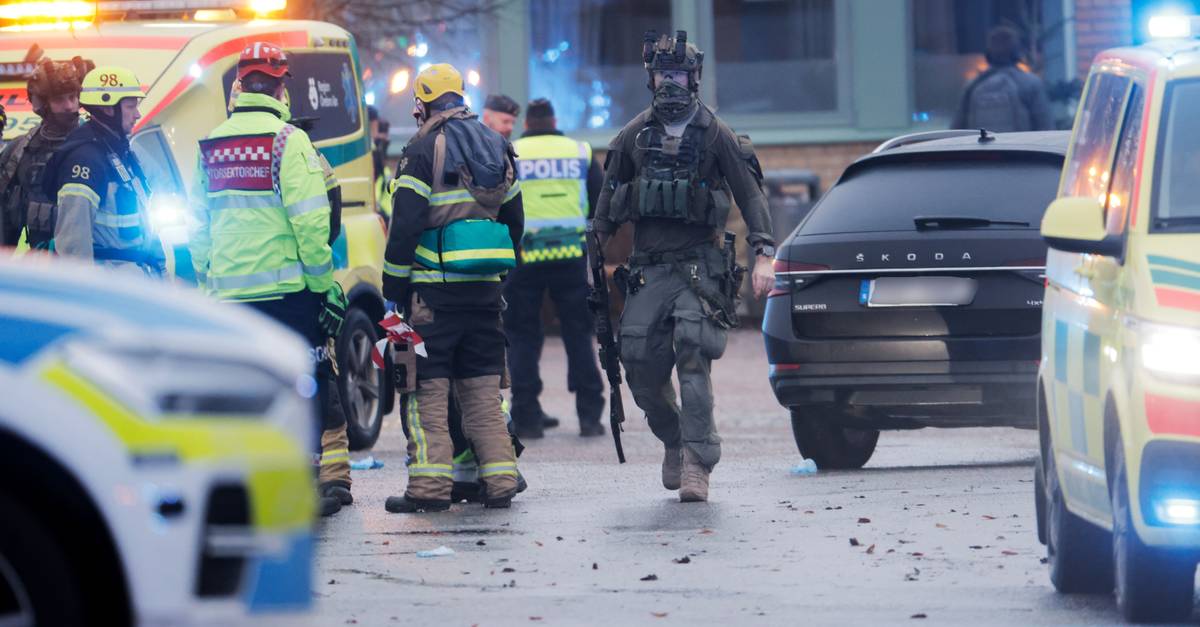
xmin=506 ymin=98 xmax=606 ymax=439
xmin=188 ymin=43 xmax=352 ymax=517
xmin=593 ymin=32 xmax=775 ymax=502
xmin=46 ymin=66 xmax=164 ymax=275
xmin=0 ymin=56 xmax=91 ymax=249
xmin=382 ymin=63 xmax=524 ymax=513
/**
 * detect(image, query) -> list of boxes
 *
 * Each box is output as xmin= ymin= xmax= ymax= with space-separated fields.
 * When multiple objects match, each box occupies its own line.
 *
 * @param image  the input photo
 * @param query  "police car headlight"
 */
xmin=62 ymin=341 xmax=290 ymax=419
xmin=1140 ymin=322 xmax=1200 ymax=381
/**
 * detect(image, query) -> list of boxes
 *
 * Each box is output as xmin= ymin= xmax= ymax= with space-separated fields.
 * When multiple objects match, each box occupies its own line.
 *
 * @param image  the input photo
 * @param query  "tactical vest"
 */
xmin=608 ymin=110 xmax=725 ymax=229
xmin=0 ymin=125 xmax=63 ymax=248
xmin=410 ymin=107 xmax=518 ymax=284
xmin=511 ymin=133 xmax=589 ymax=263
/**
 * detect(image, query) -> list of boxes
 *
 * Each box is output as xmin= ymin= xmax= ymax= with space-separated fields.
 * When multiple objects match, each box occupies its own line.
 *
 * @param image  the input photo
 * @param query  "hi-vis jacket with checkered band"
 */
xmin=189 ymin=92 xmax=334 ymax=301
xmin=511 ymin=132 xmax=592 ymax=263
xmin=383 ymin=106 xmax=523 ymax=310
xmin=44 ymin=119 xmax=159 ymax=270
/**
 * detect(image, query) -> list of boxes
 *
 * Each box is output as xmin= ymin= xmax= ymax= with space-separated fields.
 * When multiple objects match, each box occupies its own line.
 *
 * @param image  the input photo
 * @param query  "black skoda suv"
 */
xmin=763 ymin=130 xmax=1068 ymax=469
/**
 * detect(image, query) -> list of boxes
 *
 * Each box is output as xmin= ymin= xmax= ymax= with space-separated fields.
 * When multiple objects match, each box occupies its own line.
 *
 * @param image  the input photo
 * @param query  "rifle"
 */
xmin=586 ymin=225 xmax=626 ymax=463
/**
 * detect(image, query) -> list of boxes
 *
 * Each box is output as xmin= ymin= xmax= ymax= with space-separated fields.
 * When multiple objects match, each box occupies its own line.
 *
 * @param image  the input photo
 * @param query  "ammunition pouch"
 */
xmin=24 ymin=200 xmax=55 ymax=248
xmin=613 ymin=175 xmax=727 ymax=229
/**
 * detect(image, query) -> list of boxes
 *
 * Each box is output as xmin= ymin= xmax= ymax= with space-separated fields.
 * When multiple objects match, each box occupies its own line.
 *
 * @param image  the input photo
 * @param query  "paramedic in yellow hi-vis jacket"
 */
xmin=505 ymin=98 xmax=606 ymax=440
xmin=188 ymin=43 xmax=352 ymax=517
xmin=382 ymin=63 xmax=524 ymax=513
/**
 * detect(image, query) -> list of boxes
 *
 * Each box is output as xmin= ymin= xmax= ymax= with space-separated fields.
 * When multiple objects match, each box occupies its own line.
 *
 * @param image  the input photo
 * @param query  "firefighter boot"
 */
xmin=455 ymin=376 xmax=518 ymax=508
xmin=679 ymin=448 xmax=710 ymax=503
xmin=387 ymin=378 xmax=454 ymax=512
xmin=318 ymin=424 xmax=353 ymax=505
xmin=662 ymin=447 xmax=682 ymax=490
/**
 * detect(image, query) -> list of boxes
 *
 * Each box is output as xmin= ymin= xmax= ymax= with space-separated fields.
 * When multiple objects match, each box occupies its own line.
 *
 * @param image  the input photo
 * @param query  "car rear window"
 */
xmin=800 ymin=154 xmax=1062 ymax=235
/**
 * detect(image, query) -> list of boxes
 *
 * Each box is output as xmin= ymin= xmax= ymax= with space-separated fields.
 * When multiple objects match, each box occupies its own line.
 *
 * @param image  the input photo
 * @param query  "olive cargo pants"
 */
xmin=618 ymin=252 xmax=729 ymax=469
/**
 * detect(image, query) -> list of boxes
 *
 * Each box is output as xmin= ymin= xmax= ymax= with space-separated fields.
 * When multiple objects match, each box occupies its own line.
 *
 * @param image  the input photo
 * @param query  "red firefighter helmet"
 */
xmin=236 ymin=41 xmax=290 ymax=80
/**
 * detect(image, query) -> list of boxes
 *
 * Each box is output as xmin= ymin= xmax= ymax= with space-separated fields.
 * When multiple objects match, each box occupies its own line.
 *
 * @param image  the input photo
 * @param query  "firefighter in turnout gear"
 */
xmin=593 ymin=31 xmax=776 ymax=502
xmin=382 ymin=63 xmax=524 ymax=513
xmin=0 ymin=56 xmax=91 ymax=248
xmin=506 ymin=98 xmax=606 ymax=439
xmin=188 ymin=42 xmax=352 ymax=517
xmin=44 ymin=66 xmax=165 ymax=275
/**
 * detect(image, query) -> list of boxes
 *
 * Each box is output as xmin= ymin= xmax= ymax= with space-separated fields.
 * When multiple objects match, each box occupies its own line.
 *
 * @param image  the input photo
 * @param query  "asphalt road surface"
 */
xmin=312 ymin=330 xmax=1196 ymax=626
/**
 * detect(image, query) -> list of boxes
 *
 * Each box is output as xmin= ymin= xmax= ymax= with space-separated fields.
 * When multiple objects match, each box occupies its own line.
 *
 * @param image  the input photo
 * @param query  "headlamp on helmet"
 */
xmin=642 ymin=30 xmax=703 ymax=92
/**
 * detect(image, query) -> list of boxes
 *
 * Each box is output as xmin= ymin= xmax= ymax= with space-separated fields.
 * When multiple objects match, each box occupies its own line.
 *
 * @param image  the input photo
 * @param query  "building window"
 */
xmin=910 ymin=0 xmax=1039 ymax=124
xmin=712 ymin=0 xmax=837 ymax=114
xmin=528 ymin=0 xmax=670 ymax=132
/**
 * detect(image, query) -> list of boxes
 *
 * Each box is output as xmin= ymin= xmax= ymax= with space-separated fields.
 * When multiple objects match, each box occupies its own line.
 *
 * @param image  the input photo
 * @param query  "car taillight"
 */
xmin=769 ymin=260 xmax=829 ymax=297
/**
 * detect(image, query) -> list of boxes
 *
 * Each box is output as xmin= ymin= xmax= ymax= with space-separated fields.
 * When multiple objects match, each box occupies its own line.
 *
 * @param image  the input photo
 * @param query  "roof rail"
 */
xmin=872 ymin=129 xmax=983 ymax=154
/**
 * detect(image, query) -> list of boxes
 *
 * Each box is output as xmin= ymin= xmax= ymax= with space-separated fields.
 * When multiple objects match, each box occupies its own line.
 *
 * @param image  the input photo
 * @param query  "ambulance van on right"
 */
xmin=1037 ymin=17 xmax=1200 ymax=622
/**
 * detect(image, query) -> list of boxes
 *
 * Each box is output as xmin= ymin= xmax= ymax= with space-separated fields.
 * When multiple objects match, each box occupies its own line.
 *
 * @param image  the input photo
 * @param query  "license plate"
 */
xmin=859 ymin=276 xmax=978 ymax=307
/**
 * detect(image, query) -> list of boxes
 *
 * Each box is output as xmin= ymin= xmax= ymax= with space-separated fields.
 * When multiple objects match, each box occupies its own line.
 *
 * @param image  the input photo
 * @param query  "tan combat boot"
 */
xmin=662 ymin=447 xmax=682 ymax=490
xmin=679 ymin=448 xmax=710 ymax=503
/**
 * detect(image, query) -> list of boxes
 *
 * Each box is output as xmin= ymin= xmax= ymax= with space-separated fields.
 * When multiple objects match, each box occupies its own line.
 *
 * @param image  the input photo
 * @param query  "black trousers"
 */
xmin=244 ymin=290 xmax=346 ymax=434
xmin=502 ymin=258 xmax=604 ymax=428
xmin=411 ymin=306 xmax=506 ymax=381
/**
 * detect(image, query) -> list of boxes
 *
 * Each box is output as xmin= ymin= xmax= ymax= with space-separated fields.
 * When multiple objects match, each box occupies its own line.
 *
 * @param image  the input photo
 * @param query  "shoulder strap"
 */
xmin=271 ymin=124 xmax=298 ymax=197
xmin=698 ymin=116 xmax=723 ymax=182
xmin=432 ymin=131 xmax=447 ymax=194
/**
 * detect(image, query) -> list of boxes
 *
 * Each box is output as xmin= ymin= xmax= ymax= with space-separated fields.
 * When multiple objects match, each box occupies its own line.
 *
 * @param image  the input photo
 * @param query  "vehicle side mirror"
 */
xmin=1041 ymin=196 xmax=1123 ymax=257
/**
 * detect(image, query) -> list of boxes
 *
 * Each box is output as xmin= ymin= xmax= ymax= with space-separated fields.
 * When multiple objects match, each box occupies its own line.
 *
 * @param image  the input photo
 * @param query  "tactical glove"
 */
xmin=318 ymin=283 xmax=348 ymax=339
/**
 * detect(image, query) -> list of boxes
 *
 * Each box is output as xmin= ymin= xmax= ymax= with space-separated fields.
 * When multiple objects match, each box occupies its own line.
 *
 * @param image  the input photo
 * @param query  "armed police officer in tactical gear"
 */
xmin=0 ymin=56 xmax=91 ymax=249
xmin=592 ymin=31 xmax=776 ymax=502
xmin=189 ymin=43 xmax=352 ymax=517
xmin=382 ymin=63 xmax=524 ymax=514
xmin=45 ymin=66 xmax=165 ymax=275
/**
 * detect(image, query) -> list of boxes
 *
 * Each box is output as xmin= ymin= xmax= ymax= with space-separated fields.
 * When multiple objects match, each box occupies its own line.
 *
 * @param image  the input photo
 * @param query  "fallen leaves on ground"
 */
xmin=673 ymin=556 xmax=691 ymax=564
xmin=849 ymin=537 xmax=861 ymax=547
xmin=866 ymin=544 xmax=876 ymax=554
xmin=858 ymin=517 xmax=872 ymax=524
xmin=641 ymin=574 xmax=659 ymax=581
xmin=652 ymin=612 xmax=669 ymax=618
xmin=1001 ymin=550 xmax=1019 ymax=556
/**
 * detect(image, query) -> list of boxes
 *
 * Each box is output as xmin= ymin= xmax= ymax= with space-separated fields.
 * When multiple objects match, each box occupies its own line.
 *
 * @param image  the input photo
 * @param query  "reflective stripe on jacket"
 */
xmin=511 ymin=133 xmax=589 ymax=263
xmin=189 ymin=92 xmax=333 ymax=300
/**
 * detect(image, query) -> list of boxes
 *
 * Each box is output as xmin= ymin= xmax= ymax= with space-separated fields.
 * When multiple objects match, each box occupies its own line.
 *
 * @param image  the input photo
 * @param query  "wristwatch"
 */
xmin=755 ymin=244 xmax=776 ymax=258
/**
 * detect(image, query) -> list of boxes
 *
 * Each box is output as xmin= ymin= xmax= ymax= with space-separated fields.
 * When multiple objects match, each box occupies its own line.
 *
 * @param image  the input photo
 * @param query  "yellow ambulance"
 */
xmin=0 ymin=0 xmax=393 ymax=448
xmin=1036 ymin=19 xmax=1200 ymax=622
